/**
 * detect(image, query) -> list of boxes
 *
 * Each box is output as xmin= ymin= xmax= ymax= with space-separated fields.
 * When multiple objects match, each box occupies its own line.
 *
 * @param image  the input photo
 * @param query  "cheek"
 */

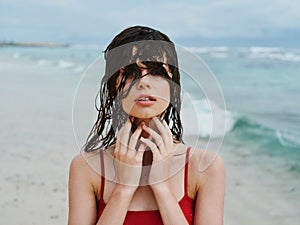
xmin=163 ymin=88 xmax=170 ymax=103
xmin=122 ymin=78 xmax=135 ymax=92
xmin=161 ymin=81 xmax=171 ymax=100
xmin=155 ymin=82 xmax=171 ymax=111
xmin=120 ymin=93 xmax=135 ymax=115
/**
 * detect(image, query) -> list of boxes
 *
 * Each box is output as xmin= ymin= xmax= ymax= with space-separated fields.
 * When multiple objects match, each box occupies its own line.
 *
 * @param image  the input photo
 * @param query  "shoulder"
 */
xmin=188 ymin=149 xmax=225 ymax=224
xmin=69 ymin=153 xmax=91 ymax=173
xmin=69 ymin=153 xmax=100 ymax=186
xmin=189 ymin=148 xmax=225 ymax=187
xmin=189 ymin=148 xmax=225 ymax=172
xmin=68 ymin=154 xmax=101 ymax=225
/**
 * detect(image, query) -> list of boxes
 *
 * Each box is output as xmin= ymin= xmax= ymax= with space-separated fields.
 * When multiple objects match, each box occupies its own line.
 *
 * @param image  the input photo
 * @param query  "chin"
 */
xmin=129 ymin=109 xmax=166 ymax=120
xmin=131 ymin=112 xmax=158 ymax=119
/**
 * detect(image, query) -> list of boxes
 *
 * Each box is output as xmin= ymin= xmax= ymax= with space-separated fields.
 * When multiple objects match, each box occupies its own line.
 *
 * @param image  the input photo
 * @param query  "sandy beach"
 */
xmin=1 ymin=54 xmax=299 ymax=225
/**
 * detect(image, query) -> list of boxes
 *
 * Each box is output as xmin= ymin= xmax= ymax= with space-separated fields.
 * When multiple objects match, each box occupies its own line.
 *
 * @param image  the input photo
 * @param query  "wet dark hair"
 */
xmin=83 ymin=25 xmax=183 ymax=152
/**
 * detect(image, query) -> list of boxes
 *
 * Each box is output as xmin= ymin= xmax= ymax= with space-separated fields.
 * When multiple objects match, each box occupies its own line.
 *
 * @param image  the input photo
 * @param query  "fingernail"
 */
xmin=142 ymin=123 xmax=148 ymax=128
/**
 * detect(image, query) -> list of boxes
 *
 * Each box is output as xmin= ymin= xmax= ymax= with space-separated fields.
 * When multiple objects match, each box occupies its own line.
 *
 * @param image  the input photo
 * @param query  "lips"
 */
xmin=134 ymin=95 xmax=157 ymax=102
xmin=134 ymin=95 xmax=156 ymax=106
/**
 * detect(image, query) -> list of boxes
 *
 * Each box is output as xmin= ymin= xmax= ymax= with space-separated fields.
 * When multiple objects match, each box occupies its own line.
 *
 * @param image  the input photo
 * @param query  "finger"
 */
xmin=140 ymin=137 xmax=160 ymax=158
xmin=136 ymin=143 xmax=146 ymax=161
xmin=141 ymin=123 xmax=164 ymax=150
xmin=152 ymin=117 xmax=171 ymax=143
xmin=128 ymin=125 xmax=143 ymax=153
xmin=161 ymin=119 xmax=173 ymax=140
xmin=151 ymin=117 xmax=170 ymax=137
xmin=152 ymin=118 xmax=174 ymax=156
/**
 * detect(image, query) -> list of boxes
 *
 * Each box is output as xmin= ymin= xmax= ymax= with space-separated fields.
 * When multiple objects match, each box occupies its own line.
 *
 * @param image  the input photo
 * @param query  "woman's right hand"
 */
xmin=114 ymin=118 xmax=146 ymax=187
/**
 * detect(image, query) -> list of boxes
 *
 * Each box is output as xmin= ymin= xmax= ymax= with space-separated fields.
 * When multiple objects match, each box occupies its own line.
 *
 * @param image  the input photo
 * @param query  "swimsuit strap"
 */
xmin=99 ymin=150 xmax=105 ymax=200
xmin=184 ymin=147 xmax=191 ymax=195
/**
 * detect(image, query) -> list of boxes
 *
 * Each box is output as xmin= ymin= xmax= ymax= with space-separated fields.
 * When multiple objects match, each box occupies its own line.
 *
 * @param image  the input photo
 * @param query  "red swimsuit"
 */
xmin=97 ymin=147 xmax=195 ymax=225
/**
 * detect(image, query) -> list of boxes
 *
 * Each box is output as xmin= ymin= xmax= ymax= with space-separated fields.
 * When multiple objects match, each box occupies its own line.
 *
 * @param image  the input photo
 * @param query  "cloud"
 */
xmin=1 ymin=0 xmax=300 ymax=45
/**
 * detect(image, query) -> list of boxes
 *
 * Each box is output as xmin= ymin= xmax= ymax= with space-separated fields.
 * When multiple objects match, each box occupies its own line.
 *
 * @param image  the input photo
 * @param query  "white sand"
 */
xmin=0 ymin=56 xmax=77 ymax=225
xmin=1 ymin=55 xmax=299 ymax=225
xmin=222 ymin=145 xmax=300 ymax=225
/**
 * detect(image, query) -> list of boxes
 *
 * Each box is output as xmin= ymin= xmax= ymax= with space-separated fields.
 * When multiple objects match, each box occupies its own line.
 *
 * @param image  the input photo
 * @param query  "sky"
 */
xmin=1 ymin=0 xmax=300 ymax=47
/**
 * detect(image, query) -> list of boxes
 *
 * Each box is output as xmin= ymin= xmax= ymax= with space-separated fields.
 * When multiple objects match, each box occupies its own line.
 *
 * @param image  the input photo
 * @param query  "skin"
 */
xmin=68 ymin=66 xmax=225 ymax=225
xmin=121 ymin=60 xmax=170 ymax=120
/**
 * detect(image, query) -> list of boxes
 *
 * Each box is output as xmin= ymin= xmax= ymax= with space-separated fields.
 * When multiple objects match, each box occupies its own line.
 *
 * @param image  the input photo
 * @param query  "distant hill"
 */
xmin=0 ymin=41 xmax=69 ymax=47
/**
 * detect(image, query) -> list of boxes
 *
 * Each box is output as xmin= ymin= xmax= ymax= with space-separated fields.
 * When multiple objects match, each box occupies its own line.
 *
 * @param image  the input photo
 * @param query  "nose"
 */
xmin=136 ymin=75 xmax=151 ymax=89
xmin=136 ymin=68 xmax=151 ymax=89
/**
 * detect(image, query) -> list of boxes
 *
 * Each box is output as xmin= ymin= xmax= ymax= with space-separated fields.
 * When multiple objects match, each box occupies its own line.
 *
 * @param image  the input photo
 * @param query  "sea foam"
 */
xmin=58 ymin=59 xmax=75 ymax=69
xmin=181 ymin=98 xmax=236 ymax=139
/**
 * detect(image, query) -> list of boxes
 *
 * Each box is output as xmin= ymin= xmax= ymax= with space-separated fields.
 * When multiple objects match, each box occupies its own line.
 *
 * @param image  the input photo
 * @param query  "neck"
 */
xmin=132 ymin=117 xmax=151 ymax=138
xmin=131 ymin=117 xmax=153 ymax=165
xmin=132 ymin=117 xmax=150 ymax=126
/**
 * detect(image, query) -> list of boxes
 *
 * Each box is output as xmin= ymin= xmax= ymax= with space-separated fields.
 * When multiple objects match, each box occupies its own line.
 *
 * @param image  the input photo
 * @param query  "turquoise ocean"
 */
xmin=1 ymin=45 xmax=300 ymax=175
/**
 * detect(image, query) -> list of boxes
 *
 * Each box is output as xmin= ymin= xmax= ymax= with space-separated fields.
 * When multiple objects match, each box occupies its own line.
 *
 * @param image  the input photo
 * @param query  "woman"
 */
xmin=68 ymin=25 xmax=225 ymax=225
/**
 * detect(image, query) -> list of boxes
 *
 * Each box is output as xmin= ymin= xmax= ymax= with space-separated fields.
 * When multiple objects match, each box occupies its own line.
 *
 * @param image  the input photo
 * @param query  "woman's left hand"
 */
xmin=140 ymin=117 xmax=175 ymax=186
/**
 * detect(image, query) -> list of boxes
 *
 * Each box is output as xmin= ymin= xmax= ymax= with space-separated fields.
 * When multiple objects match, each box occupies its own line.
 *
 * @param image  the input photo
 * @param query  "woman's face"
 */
xmin=120 ymin=67 xmax=170 ymax=120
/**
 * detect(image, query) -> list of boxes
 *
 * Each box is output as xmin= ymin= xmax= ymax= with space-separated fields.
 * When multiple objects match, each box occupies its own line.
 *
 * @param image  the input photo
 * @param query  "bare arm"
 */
xmin=96 ymin=120 xmax=146 ymax=224
xmin=68 ymin=155 xmax=138 ymax=225
xmin=193 ymin=154 xmax=225 ymax=225
xmin=151 ymin=183 xmax=190 ymax=225
xmin=141 ymin=118 xmax=225 ymax=225
xmin=148 ymin=153 xmax=225 ymax=225
xmin=68 ymin=154 xmax=98 ymax=225
xmin=141 ymin=118 xmax=190 ymax=225
xmin=96 ymin=184 xmax=136 ymax=225
xmin=68 ymin=119 xmax=146 ymax=225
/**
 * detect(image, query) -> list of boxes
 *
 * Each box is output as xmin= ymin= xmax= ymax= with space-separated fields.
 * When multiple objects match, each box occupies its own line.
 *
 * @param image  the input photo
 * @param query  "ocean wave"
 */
xmin=37 ymin=59 xmax=52 ymax=65
xmin=248 ymin=51 xmax=300 ymax=62
xmin=249 ymin=47 xmax=284 ymax=53
xmin=209 ymin=52 xmax=228 ymax=58
xmin=181 ymin=98 xmax=236 ymax=139
xmin=58 ymin=59 xmax=75 ymax=69
xmin=242 ymin=46 xmax=300 ymax=62
xmin=13 ymin=53 xmax=21 ymax=59
xmin=181 ymin=98 xmax=300 ymax=150
xmin=73 ymin=65 xmax=85 ymax=73
xmin=276 ymin=130 xmax=300 ymax=148
xmin=35 ymin=57 xmax=85 ymax=72
xmin=231 ymin=115 xmax=300 ymax=150
xmin=187 ymin=46 xmax=300 ymax=63
xmin=186 ymin=46 xmax=230 ymax=54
